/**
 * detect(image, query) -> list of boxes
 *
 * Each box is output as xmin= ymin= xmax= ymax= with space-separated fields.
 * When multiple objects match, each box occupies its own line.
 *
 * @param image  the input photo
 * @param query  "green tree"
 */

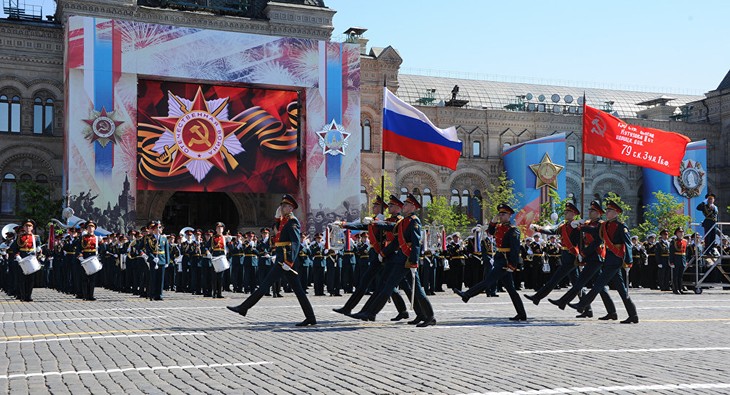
xmin=481 ymin=172 xmax=520 ymax=222
xmin=539 ymin=188 xmax=576 ymax=225
xmin=363 ymin=172 xmax=395 ymax=216
xmin=16 ymin=180 xmax=63 ymax=236
xmin=635 ymin=191 xmax=691 ymax=240
xmin=425 ymin=196 xmax=473 ymax=234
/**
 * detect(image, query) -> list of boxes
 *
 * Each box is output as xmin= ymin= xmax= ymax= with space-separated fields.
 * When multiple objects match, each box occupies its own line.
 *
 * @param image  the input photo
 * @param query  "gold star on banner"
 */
xmin=529 ymin=153 xmax=564 ymax=190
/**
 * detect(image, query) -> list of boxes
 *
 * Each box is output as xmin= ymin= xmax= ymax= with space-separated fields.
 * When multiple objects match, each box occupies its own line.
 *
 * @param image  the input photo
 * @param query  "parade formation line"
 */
xmin=460 ymin=382 xmax=730 ymax=395
xmin=0 ymin=331 xmax=207 ymax=345
xmin=0 ymin=361 xmax=274 ymax=380
xmin=0 ymin=315 xmax=167 ymax=324
xmin=0 ymin=329 xmax=147 ymax=340
xmin=515 ymin=346 xmax=730 ymax=355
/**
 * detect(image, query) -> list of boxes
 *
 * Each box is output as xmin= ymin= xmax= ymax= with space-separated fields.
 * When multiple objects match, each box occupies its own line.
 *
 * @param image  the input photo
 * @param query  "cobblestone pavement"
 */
xmin=1 ymin=287 xmax=730 ymax=394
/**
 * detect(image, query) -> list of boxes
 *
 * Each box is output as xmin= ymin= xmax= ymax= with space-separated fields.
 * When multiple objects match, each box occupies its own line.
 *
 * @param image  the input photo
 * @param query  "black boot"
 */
xmin=295 ymin=318 xmax=316 ymax=327
xmin=576 ymin=310 xmax=593 ymax=318
xmin=620 ymin=315 xmax=639 ymax=324
xmin=226 ymin=305 xmax=247 ymax=316
xmin=598 ymin=312 xmax=618 ymax=321
xmin=390 ymin=311 xmax=409 ymax=321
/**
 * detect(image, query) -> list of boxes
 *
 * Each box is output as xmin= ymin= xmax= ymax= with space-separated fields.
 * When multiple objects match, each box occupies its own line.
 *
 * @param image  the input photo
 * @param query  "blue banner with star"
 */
xmin=642 ymin=140 xmax=707 ymax=235
xmin=502 ymin=133 xmax=566 ymax=232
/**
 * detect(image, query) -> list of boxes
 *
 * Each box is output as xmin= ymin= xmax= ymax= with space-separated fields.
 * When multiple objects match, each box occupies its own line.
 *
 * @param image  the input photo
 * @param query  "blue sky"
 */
xmin=7 ymin=0 xmax=727 ymax=94
xmin=327 ymin=0 xmax=729 ymax=95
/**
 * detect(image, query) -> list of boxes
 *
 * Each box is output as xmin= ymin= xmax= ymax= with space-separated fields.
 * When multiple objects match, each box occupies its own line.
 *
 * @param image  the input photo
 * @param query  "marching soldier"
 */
xmin=333 ymin=196 xmax=409 ymax=321
xmin=446 ymin=233 xmax=466 ymax=291
xmin=257 ymin=228 xmax=277 ymax=297
xmin=190 ymin=229 xmax=203 ymax=295
xmin=7 ymin=219 xmax=41 ymax=302
xmin=228 ymin=194 xmax=317 ymax=327
xmin=454 ymin=204 xmax=527 ymax=321
xmin=144 ymin=220 xmax=169 ymax=300
xmin=670 ymin=227 xmax=688 ymax=294
xmin=568 ymin=200 xmax=638 ymax=323
xmin=526 ymin=202 xmax=583 ymax=306
xmin=351 ymin=193 xmax=435 ymax=327
xmin=296 ymin=233 xmax=312 ymax=291
xmin=548 ymin=200 xmax=617 ymax=319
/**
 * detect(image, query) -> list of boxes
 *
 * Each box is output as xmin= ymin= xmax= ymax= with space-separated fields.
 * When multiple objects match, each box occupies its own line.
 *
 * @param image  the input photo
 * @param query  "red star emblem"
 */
xmin=152 ymin=87 xmax=245 ymax=175
xmin=83 ymin=107 xmax=124 ymax=147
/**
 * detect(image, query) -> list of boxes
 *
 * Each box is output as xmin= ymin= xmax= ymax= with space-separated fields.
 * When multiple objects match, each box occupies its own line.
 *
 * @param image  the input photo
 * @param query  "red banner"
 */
xmin=582 ymin=105 xmax=690 ymax=176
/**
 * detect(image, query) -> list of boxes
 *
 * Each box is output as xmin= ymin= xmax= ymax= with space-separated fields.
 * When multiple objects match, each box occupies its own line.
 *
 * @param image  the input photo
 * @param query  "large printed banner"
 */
xmin=65 ymin=16 xmax=360 ymax=232
xmin=502 ymin=133 xmax=566 ymax=235
xmin=642 ymin=140 xmax=707 ymax=235
xmin=583 ymin=105 xmax=690 ymax=176
xmin=136 ymin=80 xmax=299 ymax=192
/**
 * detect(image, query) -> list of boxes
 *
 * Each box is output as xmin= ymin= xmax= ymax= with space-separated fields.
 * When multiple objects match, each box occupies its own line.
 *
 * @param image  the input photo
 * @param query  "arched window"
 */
xmin=461 ymin=189 xmax=469 ymax=207
xmin=0 ymin=93 xmax=21 ymax=131
xmin=450 ymin=189 xmax=460 ymax=206
xmin=473 ymin=141 xmax=481 ymax=158
xmin=400 ymin=187 xmax=408 ymax=203
xmin=1 ymin=173 xmax=16 ymax=214
xmin=422 ymin=188 xmax=432 ymax=208
xmin=361 ymin=119 xmax=371 ymax=152
xmin=567 ymin=145 xmax=575 ymax=161
xmin=34 ymin=98 xmax=54 ymax=134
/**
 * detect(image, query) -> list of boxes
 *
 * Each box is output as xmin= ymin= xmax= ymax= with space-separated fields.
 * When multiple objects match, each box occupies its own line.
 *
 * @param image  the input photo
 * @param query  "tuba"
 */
xmin=326 ymin=222 xmax=347 ymax=252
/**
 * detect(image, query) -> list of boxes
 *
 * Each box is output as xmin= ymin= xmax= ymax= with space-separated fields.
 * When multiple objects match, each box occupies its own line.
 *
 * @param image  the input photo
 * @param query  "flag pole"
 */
xmin=580 ymin=92 xmax=586 ymax=212
xmin=381 ymin=76 xmax=387 ymax=215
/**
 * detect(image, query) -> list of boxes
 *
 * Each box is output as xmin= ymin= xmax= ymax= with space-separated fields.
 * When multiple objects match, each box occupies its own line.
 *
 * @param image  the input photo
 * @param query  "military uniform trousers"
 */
xmin=360 ymin=255 xmax=432 ymax=320
xmin=340 ymin=257 xmax=407 ymax=315
xmin=531 ymin=251 xmax=581 ymax=301
xmin=236 ymin=264 xmax=315 ymax=320
xmin=552 ymin=259 xmax=615 ymax=315
xmin=462 ymin=257 xmax=526 ymax=318
xmin=574 ymin=261 xmax=637 ymax=318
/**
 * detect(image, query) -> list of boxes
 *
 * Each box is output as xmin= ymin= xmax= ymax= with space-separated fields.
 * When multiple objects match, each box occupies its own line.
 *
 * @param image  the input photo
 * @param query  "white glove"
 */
xmin=114 ymin=254 xmax=118 ymax=258
xmin=570 ymin=220 xmax=580 ymax=228
xmin=378 ymin=254 xmax=383 ymax=262
xmin=275 ymin=206 xmax=282 ymax=219
xmin=324 ymin=249 xmax=329 ymax=254
xmin=362 ymin=217 xmax=373 ymax=225
xmin=657 ymin=264 xmax=663 ymax=268
xmin=206 ymin=252 xmax=212 ymax=259
xmin=577 ymin=254 xmax=583 ymax=263
xmin=36 ymin=247 xmax=42 ymax=253
xmin=15 ymin=255 xmax=21 ymax=262
xmin=443 ymin=259 xmax=450 ymax=270
xmin=375 ymin=213 xmax=385 ymax=221
xmin=529 ymin=224 xmax=539 ymax=231
xmin=153 ymin=257 xmax=159 ymax=264
xmin=527 ymin=248 xmax=533 ymax=255
xmin=506 ymin=267 xmax=514 ymax=273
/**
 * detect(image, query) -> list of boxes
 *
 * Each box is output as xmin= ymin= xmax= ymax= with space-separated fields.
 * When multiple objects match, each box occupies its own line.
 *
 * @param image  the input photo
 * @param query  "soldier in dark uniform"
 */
xmin=144 ymin=220 xmax=169 ymax=300
xmin=341 ymin=230 xmax=356 ymax=294
xmin=670 ymin=227 xmax=688 ymax=294
xmin=242 ymin=232 xmax=258 ymax=293
xmin=7 ymin=219 xmax=41 ymax=302
xmin=333 ymin=196 xmax=409 ymax=321
xmin=568 ymin=200 xmax=638 ymax=323
xmin=696 ymin=193 xmax=719 ymax=253
xmin=296 ymin=233 xmax=312 ymax=291
xmin=325 ymin=242 xmax=342 ymax=297
xmin=548 ymin=201 xmax=617 ymax=320
xmin=446 ymin=233 xmax=466 ymax=291
xmin=228 ymin=194 xmax=317 ymax=327
xmin=526 ymin=202 xmax=584 ymax=307
xmin=454 ymin=204 xmax=526 ymax=320
xmin=200 ymin=230 xmax=214 ymax=297
xmin=350 ymin=193 xmax=435 ymax=327
xmin=61 ymin=228 xmax=78 ymax=294
xmin=229 ymin=232 xmax=245 ymax=293
xmin=630 ymin=236 xmax=645 ymax=288
xmin=310 ymin=233 xmax=326 ymax=296
xmin=656 ymin=229 xmax=671 ymax=291
xmin=257 ymin=228 xmax=277 ymax=297
xmin=643 ymin=234 xmax=657 ymax=289
xmin=354 ymin=232 xmax=370 ymax=291
xmin=545 ymin=235 xmax=562 ymax=283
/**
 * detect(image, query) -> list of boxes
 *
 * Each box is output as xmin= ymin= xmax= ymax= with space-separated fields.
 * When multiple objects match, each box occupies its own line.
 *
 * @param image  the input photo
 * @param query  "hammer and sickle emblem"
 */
xmin=188 ymin=121 xmax=212 ymax=148
xmin=591 ymin=118 xmax=606 ymax=136
xmin=96 ymin=120 xmax=111 ymax=134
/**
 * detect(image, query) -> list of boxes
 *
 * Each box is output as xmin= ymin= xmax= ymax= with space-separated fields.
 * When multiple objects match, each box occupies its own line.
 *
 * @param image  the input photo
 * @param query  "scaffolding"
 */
xmin=684 ymin=222 xmax=730 ymax=294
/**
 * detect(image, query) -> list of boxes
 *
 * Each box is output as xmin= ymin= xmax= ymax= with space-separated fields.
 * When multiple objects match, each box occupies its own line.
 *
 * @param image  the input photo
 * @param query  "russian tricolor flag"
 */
xmin=382 ymin=88 xmax=462 ymax=170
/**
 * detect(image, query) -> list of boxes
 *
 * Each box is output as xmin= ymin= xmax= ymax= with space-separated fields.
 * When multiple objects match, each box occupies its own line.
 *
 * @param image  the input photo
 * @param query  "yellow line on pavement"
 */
xmin=0 ymin=329 xmax=152 ymax=340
